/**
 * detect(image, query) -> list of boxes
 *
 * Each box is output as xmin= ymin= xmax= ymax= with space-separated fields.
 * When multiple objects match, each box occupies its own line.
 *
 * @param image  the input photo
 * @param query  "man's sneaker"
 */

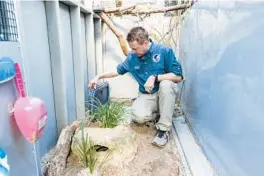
xmin=151 ymin=130 xmax=169 ymax=147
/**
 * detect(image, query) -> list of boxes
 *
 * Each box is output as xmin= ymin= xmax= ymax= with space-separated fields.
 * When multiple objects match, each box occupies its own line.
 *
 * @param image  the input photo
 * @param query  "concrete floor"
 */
xmin=172 ymin=116 xmax=216 ymax=176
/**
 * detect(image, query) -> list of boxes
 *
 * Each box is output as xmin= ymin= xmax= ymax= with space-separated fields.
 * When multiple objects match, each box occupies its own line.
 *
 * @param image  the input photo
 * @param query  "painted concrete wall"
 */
xmin=59 ymin=2 xmax=77 ymax=123
xmin=86 ymin=13 xmax=97 ymax=81
xmin=81 ymin=12 xmax=89 ymax=101
xmin=0 ymin=0 xmax=96 ymax=175
xmin=0 ymin=43 xmax=38 ymax=176
xmin=180 ymin=1 xmax=264 ymax=176
xmin=102 ymin=13 xmax=182 ymax=99
xmin=18 ymin=0 xmax=58 ymax=160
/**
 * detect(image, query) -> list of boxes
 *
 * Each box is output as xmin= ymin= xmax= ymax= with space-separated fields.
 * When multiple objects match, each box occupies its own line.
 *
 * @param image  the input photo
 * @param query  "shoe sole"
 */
xmin=151 ymin=141 xmax=167 ymax=148
xmin=151 ymin=135 xmax=169 ymax=148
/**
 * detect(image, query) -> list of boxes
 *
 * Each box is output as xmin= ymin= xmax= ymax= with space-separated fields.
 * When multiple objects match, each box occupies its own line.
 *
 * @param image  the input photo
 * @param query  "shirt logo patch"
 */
xmin=152 ymin=54 xmax=161 ymax=63
xmin=134 ymin=66 xmax=140 ymax=70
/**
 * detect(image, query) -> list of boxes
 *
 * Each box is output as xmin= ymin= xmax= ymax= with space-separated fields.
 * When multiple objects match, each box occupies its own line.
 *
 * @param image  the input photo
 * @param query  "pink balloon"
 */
xmin=13 ymin=96 xmax=47 ymax=143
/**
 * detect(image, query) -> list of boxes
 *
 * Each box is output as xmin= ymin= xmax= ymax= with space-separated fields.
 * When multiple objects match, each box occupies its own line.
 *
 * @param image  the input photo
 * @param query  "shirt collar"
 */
xmin=139 ymin=39 xmax=153 ymax=61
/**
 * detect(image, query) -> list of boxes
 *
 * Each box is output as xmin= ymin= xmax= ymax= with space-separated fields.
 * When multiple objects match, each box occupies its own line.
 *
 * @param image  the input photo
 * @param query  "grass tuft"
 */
xmin=73 ymin=121 xmax=98 ymax=174
xmin=85 ymin=97 xmax=129 ymax=128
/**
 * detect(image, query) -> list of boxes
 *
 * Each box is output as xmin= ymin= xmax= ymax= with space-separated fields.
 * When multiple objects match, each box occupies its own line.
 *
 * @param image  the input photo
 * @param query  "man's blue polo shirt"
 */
xmin=116 ymin=41 xmax=183 ymax=94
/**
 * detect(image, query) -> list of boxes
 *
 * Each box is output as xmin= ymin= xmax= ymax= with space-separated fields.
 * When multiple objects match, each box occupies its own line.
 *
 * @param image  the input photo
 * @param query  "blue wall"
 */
xmin=0 ymin=43 xmax=38 ymax=176
xmin=180 ymin=1 xmax=264 ymax=176
xmin=19 ymin=1 xmax=58 ymax=159
xmin=0 ymin=1 xmax=96 ymax=175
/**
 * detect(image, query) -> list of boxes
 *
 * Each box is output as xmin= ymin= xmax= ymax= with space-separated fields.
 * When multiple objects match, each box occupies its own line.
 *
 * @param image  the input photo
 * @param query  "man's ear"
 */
xmin=143 ymin=40 xmax=149 ymax=46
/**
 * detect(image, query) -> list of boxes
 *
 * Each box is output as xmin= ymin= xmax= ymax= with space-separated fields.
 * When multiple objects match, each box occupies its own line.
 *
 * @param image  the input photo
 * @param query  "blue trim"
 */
xmin=0 ymin=148 xmax=6 ymax=159
xmin=0 ymin=164 xmax=9 ymax=176
xmin=0 ymin=57 xmax=15 ymax=85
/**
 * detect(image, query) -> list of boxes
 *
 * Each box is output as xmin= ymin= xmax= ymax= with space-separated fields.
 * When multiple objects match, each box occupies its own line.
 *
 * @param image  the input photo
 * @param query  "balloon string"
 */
xmin=33 ymin=143 xmax=40 ymax=176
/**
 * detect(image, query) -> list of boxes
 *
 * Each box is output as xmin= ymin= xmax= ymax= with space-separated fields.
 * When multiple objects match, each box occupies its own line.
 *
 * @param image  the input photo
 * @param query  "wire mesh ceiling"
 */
xmin=0 ymin=0 xmax=18 ymax=42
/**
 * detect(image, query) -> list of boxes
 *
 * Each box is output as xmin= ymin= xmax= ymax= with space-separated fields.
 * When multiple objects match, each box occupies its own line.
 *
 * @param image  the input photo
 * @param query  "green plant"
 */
xmin=73 ymin=121 xmax=98 ymax=174
xmin=85 ymin=97 xmax=128 ymax=128
xmin=93 ymin=101 xmax=128 ymax=128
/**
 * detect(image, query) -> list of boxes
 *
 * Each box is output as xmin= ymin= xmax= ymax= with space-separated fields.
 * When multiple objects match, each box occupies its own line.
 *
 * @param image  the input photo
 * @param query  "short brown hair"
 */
xmin=126 ymin=26 xmax=149 ymax=45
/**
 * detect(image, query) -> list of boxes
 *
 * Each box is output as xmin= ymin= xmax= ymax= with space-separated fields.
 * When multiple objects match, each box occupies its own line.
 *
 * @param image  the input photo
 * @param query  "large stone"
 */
xmin=71 ymin=125 xmax=138 ymax=174
xmin=64 ymin=167 xmax=100 ymax=176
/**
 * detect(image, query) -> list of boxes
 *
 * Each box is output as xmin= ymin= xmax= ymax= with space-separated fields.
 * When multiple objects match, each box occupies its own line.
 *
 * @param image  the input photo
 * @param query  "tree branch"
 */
xmin=104 ymin=5 xmax=136 ymax=14
xmin=98 ymin=12 xmax=129 ymax=56
xmin=103 ymin=3 xmax=192 ymax=15
xmin=94 ymin=2 xmax=195 ymax=56
xmin=133 ymin=4 xmax=191 ymax=15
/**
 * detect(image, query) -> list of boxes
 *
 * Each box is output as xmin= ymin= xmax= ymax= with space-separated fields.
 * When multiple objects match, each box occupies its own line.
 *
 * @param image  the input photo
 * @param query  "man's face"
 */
xmin=128 ymin=40 xmax=149 ymax=57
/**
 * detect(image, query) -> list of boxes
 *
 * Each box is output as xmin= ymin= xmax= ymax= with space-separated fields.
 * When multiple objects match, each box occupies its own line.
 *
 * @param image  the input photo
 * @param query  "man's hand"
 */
xmin=144 ymin=75 xmax=156 ymax=93
xmin=88 ymin=76 xmax=99 ymax=89
xmin=88 ymin=72 xmax=119 ymax=89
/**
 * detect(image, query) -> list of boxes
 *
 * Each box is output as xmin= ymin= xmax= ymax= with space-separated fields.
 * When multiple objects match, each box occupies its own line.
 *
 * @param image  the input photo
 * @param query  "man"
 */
xmin=88 ymin=26 xmax=183 ymax=147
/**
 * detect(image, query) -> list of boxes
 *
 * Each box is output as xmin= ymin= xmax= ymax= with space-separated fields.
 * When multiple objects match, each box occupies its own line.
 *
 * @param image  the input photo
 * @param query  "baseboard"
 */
xmin=172 ymin=116 xmax=216 ymax=176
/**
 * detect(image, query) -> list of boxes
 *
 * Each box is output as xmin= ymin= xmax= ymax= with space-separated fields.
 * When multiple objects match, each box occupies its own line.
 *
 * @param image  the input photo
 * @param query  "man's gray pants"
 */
xmin=131 ymin=80 xmax=179 ymax=131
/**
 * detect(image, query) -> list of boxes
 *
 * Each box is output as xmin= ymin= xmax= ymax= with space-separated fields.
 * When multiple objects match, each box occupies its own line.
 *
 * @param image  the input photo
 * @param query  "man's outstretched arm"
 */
xmin=96 ymin=71 xmax=119 ymax=79
xmin=88 ymin=56 xmax=130 ymax=89
xmin=88 ymin=57 xmax=130 ymax=89
xmin=88 ymin=71 xmax=119 ymax=89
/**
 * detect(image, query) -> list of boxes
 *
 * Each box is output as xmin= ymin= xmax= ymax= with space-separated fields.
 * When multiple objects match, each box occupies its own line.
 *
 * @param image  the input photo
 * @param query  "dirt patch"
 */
xmin=122 ymin=123 xmax=181 ymax=176
xmin=65 ymin=123 xmax=182 ymax=176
